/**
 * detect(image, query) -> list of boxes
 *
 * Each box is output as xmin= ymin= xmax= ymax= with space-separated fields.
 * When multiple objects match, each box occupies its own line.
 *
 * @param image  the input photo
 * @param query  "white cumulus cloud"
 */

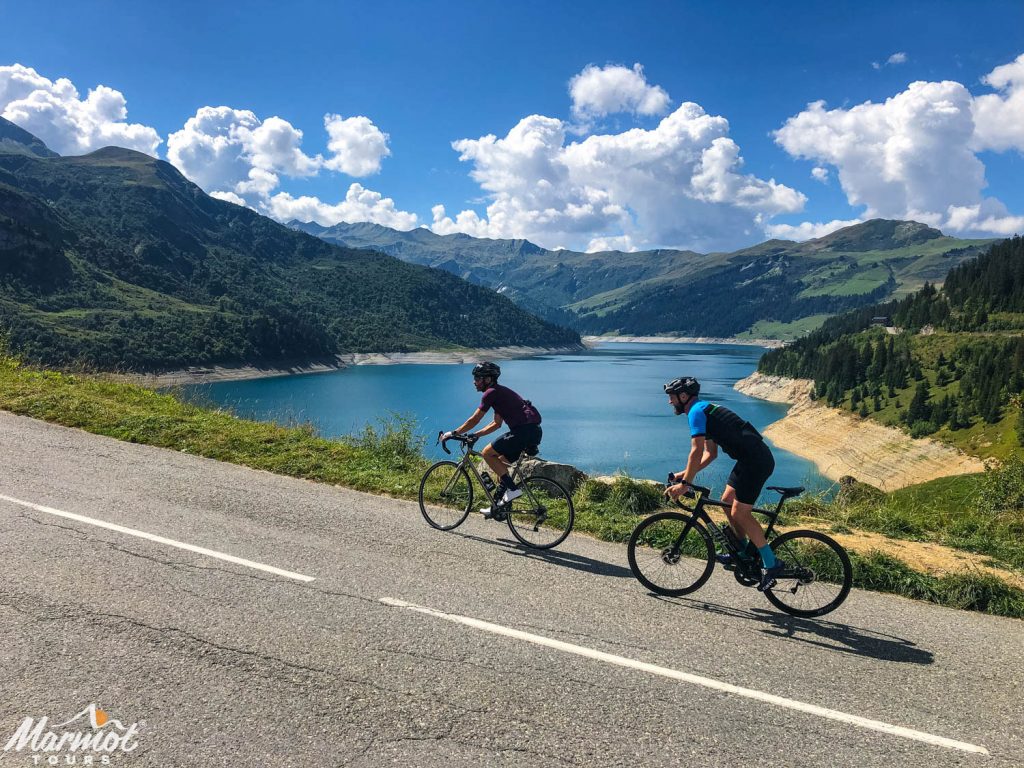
xmin=774 ymin=65 xmax=1024 ymax=238
xmin=765 ymin=218 xmax=863 ymax=241
xmin=972 ymin=53 xmax=1024 ymax=153
xmin=167 ymin=105 xmax=413 ymax=228
xmin=323 ymin=114 xmax=390 ymax=176
xmin=0 ymin=63 xmax=161 ymax=156
xmin=166 ymin=106 xmax=320 ymax=198
xmin=268 ymin=183 xmax=417 ymax=229
xmin=434 ymin=102 xmax=806 ymax=252
xmin=887 ymin=52 xmax=908 ymax=65
xmin=569 ymin=63 xmax=671 ymax=118
xmin=811 ymin=166 xmax=829 ymax=182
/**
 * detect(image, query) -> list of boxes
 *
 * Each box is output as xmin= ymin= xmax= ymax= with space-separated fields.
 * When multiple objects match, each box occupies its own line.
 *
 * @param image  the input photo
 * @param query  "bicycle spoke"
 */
xmin=764 ymin=530 xmax=852 ymax=617
xmin=418 ymin=461 xmax=472 ymax=531
xmin=627 ymin=513 xmax=715 ymax=596
xmin=507 ymin=476 xmax=574 ymax=549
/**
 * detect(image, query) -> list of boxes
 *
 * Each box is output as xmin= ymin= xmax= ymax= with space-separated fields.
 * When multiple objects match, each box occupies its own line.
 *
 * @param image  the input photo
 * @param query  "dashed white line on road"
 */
xmin=380 ymin=597 xmax=988 ymax=756
xmin=0 ymin=492 xmax=315 ymax=582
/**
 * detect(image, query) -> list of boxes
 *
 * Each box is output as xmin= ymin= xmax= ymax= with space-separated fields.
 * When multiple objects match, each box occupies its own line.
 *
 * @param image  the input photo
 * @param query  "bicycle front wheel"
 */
xmin=507 ymin=476 xmax=575 ymax=549
xmin=627 ymin=512 xmax=715 ymax=596
xmin=763 ymin=529 xmax=853 ymax=617
xmin=418 ymin=461 xmax=473 ymax=531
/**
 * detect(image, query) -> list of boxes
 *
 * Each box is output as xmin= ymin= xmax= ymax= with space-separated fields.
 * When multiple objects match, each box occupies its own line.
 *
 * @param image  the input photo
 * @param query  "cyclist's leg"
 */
xmin=723 ymin=448 xmax=775 ymax=549
xmin=723 ymin=492 xmax=768 ymax=549
xmin=719 ymin=485 xmax=745 ymax=539
xmin=480 ymin=442 xmax=511 ymax=479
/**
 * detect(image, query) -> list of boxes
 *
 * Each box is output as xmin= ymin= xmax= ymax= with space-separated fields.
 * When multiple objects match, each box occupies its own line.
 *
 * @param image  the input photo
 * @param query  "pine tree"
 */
xmin=859 ymin=401 xmax=869 ymax=418
xmin=907 ymin=381 xmax=932 ymax=424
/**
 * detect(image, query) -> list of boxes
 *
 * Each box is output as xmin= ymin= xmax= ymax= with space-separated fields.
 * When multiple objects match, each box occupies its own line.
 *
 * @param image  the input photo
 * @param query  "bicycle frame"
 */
xmin=673 ymin=483 xmax=787 ymax=557
xmin=440 ymin=438 xmax=537 ymax=512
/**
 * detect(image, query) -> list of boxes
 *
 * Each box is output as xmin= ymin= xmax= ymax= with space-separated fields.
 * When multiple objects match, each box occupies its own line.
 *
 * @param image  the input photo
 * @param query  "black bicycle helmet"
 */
xmin=472 ymin=361 xmax=501 ymax=379
xmin=664 ymin=376 xmax=700 ymax=396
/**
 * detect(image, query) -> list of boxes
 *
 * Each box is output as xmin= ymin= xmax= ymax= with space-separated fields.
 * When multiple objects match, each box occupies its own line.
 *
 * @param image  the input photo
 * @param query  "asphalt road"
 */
xmin=1 ymin=410 xmax=1021 ymax=767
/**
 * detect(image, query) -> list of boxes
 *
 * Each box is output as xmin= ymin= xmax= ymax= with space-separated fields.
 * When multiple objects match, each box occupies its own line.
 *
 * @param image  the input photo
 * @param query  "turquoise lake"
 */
xmin=180 ymin=342 xmax=831 ymax=503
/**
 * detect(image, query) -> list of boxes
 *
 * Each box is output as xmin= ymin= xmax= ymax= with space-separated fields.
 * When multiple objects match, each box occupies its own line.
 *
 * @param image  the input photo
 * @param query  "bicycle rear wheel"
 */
xmin=507 ymin=476 xmax=575 ymax=549
xmin=627 ymin=512 xmax=715 ymax=596
xmin=418 ymin=461 xmax=473 ymax=531
xmin=763 ymin=529 xmax=853 ymax=617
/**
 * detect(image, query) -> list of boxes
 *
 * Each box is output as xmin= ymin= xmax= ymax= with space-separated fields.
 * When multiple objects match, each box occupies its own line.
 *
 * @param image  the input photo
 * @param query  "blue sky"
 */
xmin=2 ymin=0 xmax=1023 ymax=252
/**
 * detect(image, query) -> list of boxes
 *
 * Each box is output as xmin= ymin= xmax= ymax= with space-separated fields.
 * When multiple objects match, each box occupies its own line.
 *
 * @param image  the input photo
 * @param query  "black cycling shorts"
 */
xmin=492 ymin=423 xmax=543 ymax=462
xmin=726 ymin=439 xmax=775 ymax=505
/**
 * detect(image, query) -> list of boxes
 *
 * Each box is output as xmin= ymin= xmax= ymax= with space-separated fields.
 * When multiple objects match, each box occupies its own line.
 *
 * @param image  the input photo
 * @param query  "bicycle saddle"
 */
xmin=767 ymin=485 xmax=805 ymax=498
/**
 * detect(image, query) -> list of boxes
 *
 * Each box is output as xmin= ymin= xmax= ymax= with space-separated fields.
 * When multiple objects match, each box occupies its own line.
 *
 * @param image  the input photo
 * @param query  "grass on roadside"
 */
xmin=0 ymin=351 xmax=1022 ymax=619
xmin=784 ymin=470 xmax=1024 ymax=572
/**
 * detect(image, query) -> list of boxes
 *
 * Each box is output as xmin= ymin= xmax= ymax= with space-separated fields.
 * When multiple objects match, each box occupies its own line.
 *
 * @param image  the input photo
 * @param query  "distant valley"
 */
xmin=293 ymin=219 xmax=996 ymax=339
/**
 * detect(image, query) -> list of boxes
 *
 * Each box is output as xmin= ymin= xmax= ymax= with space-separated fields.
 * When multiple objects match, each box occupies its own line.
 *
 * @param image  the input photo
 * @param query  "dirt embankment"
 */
xmin=735 ymin=372 xmax=986 ymax=490
xmin=114 ymin=345 xmax=585 ymax=387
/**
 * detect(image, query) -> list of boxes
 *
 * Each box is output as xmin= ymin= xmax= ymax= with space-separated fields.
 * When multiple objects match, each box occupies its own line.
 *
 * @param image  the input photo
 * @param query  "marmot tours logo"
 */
xmin=3 ymin=704 xmax=141 ymax=765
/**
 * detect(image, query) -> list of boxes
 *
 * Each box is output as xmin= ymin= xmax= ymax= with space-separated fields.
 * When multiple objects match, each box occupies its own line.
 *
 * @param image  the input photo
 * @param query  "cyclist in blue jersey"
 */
xmin=662 ymin=376 xmax=786 ymax=591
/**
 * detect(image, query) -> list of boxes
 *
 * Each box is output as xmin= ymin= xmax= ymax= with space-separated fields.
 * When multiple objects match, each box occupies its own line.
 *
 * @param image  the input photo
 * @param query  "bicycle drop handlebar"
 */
xmin=437 ymin=431 xmax=480 ymax=455
xmin=665 ymin=476 xmax=711 ymax=500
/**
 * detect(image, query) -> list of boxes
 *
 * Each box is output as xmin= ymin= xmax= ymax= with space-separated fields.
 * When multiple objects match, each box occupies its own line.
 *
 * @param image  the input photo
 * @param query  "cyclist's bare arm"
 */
xmin=672 ymin=438 xmax=717 ymax=478
xmin=697 ymin=439 xmax=718 ymax=471
xmin=669 ymin=436 xmax=716 ymax=498
xmin=454 ymin=408 xmax=487 ymax=434
xmin=473 ymin=413 xmax=503 ymax=437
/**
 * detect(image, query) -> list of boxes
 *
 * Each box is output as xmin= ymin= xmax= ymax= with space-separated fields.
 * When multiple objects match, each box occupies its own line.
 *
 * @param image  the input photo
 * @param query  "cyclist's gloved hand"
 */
xmin=440 ymin=430 xmax=457 ymax=441
xmin=666 ymin=472 xmax=677 ymax=485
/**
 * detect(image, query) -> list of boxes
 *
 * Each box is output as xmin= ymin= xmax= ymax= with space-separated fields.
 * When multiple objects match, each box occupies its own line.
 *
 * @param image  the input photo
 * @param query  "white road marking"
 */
xmin=0 ymin=492 xmax=315 ymax=582
xmin=380 ymin=597 xmax=989 ymax=756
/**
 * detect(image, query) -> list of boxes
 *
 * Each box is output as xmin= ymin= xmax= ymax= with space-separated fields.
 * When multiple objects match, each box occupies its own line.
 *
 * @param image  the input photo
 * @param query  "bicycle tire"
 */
xmin=418 ymin=461 xmax=473 ymax=531
xmin=627 ymin=511 xmax=715 ymax=596
xmin=763 ymin=529 xmax=853 ymax=617
xmin=506 ymin=476 xmax=575 ymax=549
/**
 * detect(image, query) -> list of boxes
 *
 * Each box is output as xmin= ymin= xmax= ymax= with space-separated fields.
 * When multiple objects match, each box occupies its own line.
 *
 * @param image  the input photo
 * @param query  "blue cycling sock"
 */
xmin=759 ymin=545 xmax=776 ymax=569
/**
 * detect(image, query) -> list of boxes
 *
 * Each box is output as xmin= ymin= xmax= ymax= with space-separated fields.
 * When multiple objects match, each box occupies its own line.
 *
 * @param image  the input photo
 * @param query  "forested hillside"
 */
xmin=759 ymin=237 xmax=1024 ymax=458
xmin=0 ymin=119 xmax=579 ymax=371
xmin=298 ymin=218 xmax=995 ymax=338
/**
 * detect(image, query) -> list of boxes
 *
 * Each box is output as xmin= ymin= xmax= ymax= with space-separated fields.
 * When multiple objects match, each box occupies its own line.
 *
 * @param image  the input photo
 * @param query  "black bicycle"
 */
xmin=627 ymin=483 xmax=852 ymax=617
xmin=418 ymin=432 xmax=575 ymax=549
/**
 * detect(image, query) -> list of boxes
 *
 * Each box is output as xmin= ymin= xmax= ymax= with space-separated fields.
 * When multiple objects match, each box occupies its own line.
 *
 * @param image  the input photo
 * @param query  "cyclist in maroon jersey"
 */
xmin=442 ymin=362 xmax=542 ymax=516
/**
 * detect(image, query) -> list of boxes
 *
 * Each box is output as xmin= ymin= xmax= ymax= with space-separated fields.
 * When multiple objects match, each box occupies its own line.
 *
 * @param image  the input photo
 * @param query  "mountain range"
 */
xmin=0 ymin=117 xmax=579 ymax=371
xmin=292 ymin=218 xmax=998 ymax=339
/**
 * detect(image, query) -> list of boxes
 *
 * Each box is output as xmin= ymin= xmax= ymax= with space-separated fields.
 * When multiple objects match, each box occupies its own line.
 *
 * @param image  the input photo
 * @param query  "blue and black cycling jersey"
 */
xmin=687 ymin=400 xmax=764 ymax=459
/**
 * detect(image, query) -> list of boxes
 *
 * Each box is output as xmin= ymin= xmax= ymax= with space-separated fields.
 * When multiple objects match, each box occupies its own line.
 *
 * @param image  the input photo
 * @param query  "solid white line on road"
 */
xmin=380 ymin=597 xmax=989 ymax=756
xmin=0 ymin=492 xmax=315 ymax=582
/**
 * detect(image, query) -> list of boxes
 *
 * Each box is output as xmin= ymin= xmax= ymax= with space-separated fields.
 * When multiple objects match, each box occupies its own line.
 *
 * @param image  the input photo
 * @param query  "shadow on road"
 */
xmin=657 ymin=596 xmax=934 ymax=665
xmin=456 ymin=532 xmax=634 ymax=579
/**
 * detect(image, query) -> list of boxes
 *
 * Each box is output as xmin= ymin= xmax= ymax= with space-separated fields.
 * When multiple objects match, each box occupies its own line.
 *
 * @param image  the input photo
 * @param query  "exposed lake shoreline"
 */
xmin=114 ymin=344 xmax=586 ymax=387
xmin=735 ymin=372 xmax=986 ymax=490
xmin=584 ymin=335 xmax=784 ymax=349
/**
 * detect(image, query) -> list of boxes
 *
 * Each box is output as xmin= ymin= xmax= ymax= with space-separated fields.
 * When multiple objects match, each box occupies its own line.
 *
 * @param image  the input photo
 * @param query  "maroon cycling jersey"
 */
xmin=479 ymin=384 xmax=542 ymax=428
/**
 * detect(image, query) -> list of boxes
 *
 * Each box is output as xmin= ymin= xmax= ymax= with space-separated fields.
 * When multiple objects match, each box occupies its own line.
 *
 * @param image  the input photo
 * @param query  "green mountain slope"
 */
xmin=759 ymin=236 xmax=1024 ymax=460
xmin=0 ymin=118 xmax=579 ymax=371
xmin=293 ymin=218 xmax=994 ymax=338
